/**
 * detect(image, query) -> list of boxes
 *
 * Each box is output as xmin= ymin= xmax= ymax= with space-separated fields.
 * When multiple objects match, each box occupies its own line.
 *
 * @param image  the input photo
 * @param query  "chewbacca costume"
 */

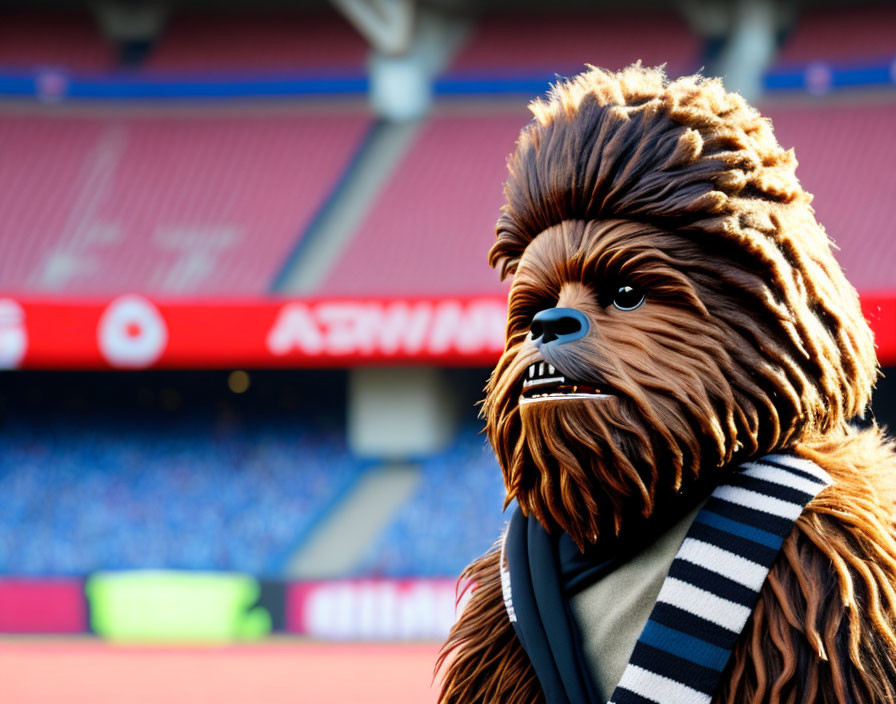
xmin=437 ymin=65 xmax=896 ymax=703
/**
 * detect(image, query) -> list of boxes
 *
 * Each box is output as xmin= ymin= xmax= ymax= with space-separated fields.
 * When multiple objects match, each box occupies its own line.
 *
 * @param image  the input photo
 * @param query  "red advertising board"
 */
xmin=861 ymin=292 xmax=896 ymax=368
xmin=0 ymin=295 xmax=507 ymax=369
xmin=0 ymin=579 xmax=86 ymax=633
xmin=0 ymin=292 xmax=894 ymax=369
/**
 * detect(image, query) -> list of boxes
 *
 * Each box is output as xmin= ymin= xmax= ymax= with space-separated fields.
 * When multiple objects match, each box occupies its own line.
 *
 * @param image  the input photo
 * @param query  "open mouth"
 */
xmin=519 ymin=362 xmax=614 ymax=404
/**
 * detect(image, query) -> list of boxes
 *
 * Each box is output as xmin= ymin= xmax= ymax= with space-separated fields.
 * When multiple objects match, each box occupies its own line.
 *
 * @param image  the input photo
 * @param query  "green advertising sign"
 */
xmin=86 ymin=571 xmax=271 ymax=642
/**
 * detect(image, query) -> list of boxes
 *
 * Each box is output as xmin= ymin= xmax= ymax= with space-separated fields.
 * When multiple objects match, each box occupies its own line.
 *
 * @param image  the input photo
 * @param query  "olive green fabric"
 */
xmin=569 ymin=500 xmax=706 ymax=701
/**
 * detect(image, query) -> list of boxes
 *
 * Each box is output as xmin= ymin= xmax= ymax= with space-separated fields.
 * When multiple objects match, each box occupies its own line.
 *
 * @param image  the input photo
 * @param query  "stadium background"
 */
xmin=0 ymin=0 xmax=894 ymax=701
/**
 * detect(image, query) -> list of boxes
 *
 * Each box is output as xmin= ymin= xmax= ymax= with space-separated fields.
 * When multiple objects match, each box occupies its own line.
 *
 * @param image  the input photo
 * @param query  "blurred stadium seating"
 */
xmin=775 ymin=4 xmax=896 ymax=65
xmin=0 ymin=111 xmax=370 ymax=295
xmin=146 ymin=11 xmax=367 ymax=72
xmin=355 ymin=425 xmax=506 ymax=577
xmin=764 ymin=102 xmax=896 ymax=292
xmin=0 ymin=0 xmax=893 ymax=593
xmin=1 ymin=4 xmax=894 ymax=99
xmin=316 ymin=114 xmax=524 ymax=297
xmin=0 ymin=9 xmax=113 ymax=71
xmin=0 ymin=371 xmax=360 ymax=575
xmin=448 ymin=10 xmax=699 ymax=78
xmin=0 ymin=418 xmax=357 ymax=574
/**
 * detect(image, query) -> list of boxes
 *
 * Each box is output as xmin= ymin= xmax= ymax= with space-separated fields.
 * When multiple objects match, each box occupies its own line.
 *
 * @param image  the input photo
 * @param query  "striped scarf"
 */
xmin=501 ymin=452 xmax=832 ymax=704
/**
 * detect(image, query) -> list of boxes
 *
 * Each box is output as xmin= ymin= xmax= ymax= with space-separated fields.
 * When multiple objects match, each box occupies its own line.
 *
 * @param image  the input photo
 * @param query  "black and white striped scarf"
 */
xmin=500 ymin=453 xmax=832 ymax=704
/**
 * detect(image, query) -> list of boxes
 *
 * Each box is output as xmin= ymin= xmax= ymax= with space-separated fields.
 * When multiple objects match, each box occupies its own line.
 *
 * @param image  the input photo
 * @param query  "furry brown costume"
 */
xmin=437 ymin=64 xmax=896 ymax=703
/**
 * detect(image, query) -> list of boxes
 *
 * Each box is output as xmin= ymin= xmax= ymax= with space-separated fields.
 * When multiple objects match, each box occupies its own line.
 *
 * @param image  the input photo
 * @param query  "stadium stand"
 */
xmin=315 ymin=113 xmax=523 ymax=297
xmin=5 ymin=5 xmax=895 ymax=80
xmin=314 ymin=101 xmax=896 ymax=298
xmin=0 ymin=110 xmax=370 ymax=295
xmin=0 ymin=8 xmax=369 ymax=75
xmin=0 ymin=417 xmax=359 ymax=575
xmin=0 ymin=9 xmax=112 ymax=71
xmin=449 ymin=11 xmax=700 ymax=78
xmin=765 ymin=102 xmax=896 ymax=292
xmin=146 ymin=11 xmax=367 ymax=73
xmin=355 ymin=425 xmax=506 ymax=578
xmin=0 ymin=2 xmax=894 ymax=585
xmin=0 ymin=371 xmax=362 ymax=576
xmin=1 ymin=5 xmax=893 ymax=101
xmin=13 ymin=428 xmax=362 ymax=575
xmin=774 ymin=4 xmax=896 ymax=66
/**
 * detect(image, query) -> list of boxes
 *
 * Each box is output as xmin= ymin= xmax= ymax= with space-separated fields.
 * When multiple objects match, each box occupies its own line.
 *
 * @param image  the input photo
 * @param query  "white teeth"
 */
xmin=525 ymin=362 xmax=563 ymax=384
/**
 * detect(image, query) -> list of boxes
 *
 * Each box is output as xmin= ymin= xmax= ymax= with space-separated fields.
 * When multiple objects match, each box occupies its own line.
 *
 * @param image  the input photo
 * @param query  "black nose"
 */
xmin=530 ymin=307 xmax=589 ymax=345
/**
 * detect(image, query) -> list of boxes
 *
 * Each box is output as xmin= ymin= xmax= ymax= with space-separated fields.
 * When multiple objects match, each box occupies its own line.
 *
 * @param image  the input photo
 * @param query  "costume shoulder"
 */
xmin=437 ymin=541 xmax=543 ymax=704
xmin=718 ymin=431 xmax=896 ymax=703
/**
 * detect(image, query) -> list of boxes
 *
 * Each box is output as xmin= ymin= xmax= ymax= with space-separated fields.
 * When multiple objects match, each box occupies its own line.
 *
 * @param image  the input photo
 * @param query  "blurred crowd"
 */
xmin=0 ymin=400 xmax=509 ymax=577
xmin=0 ymin=414 xmax=358 ymax=575
xmin=357 ymin=427 xmax=507 ymax=577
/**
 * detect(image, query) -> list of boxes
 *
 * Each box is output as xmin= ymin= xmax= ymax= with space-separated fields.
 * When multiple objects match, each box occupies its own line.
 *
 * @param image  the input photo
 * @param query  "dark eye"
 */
xmin=612 ymin=285 xmax=645 ymax=311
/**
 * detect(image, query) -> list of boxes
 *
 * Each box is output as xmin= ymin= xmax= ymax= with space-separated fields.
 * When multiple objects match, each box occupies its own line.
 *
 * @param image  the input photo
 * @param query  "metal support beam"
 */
xmin=332 ymin=0 xmax=469 ymax=121
xmin=717 ymin=0 xmax=777 ymax=101
xmin=331 ymin=0 xmax=415 ymax=56
xmin=679 ymin=0 xmax=796 ymax=102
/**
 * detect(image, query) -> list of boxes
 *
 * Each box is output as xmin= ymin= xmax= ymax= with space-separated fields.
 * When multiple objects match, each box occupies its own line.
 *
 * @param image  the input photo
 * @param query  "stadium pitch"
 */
xmin=0 ymin=638 xmax=441 ymax=703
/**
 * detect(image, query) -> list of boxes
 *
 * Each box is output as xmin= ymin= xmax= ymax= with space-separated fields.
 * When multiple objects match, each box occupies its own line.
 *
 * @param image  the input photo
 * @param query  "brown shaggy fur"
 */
xmin=437 ymin=65 xmax=896 ymax=703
